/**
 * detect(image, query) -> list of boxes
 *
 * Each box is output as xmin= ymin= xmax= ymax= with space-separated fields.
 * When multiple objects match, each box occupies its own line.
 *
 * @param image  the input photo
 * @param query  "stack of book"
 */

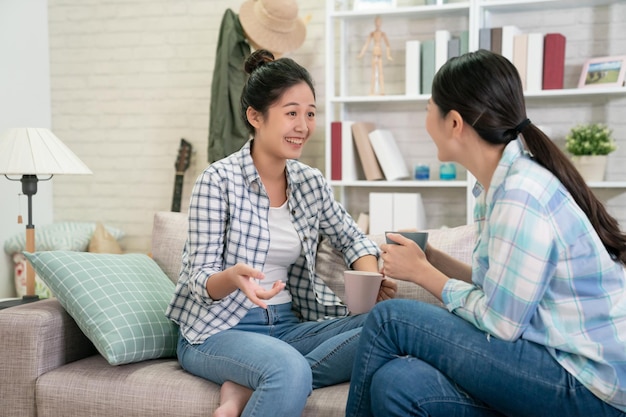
xmin=330 ymin=121 xmax=410 ymax=182
xmin=479 ymin=27 xmax=566 ymax=90
xmin=405 ymin=30 xmax=469 ymax=96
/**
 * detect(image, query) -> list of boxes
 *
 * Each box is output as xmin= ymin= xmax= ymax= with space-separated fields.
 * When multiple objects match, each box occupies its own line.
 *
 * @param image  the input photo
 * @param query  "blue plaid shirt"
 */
xmin=166 ymin=140 xmax=379 ymax=344
xmin=442 ymin=139 xmax=626 ymax=411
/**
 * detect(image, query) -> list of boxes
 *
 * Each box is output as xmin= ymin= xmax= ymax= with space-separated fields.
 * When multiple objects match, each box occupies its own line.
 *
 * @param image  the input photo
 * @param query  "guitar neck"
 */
xmin=171 ymin=173 xmax=184 ymax=212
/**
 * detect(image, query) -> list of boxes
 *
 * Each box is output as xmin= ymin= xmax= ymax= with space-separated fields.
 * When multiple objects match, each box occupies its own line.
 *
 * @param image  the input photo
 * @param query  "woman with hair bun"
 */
xmin=166 ymin=49 xmax=396 ymax=417
xmin=346 ymin=49 xmax=626 ymax=417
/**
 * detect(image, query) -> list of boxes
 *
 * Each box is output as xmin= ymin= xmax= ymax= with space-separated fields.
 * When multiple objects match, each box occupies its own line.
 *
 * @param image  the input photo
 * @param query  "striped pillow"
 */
xmin=24 ymin=251 xmax=177 ymax=365
xmin=4 ymin=222 xmax=124 ymax=254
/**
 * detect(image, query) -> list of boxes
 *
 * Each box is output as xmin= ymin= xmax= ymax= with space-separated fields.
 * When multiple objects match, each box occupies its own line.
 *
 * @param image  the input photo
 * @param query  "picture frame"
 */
xmin=353 ymin=0 xmax=397 ymax=11
xmin=577 ymin=55 xmax=626 ymax=88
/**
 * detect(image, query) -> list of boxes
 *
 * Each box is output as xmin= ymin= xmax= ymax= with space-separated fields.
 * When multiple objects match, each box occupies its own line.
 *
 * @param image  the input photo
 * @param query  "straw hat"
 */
xmin=239 ymin=0 xmax=306 ymax=56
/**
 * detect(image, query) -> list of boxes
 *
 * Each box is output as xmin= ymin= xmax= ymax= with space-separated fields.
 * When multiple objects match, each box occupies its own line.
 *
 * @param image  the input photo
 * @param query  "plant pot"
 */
xmin=571 ymin=155 xmax=607 ymax=182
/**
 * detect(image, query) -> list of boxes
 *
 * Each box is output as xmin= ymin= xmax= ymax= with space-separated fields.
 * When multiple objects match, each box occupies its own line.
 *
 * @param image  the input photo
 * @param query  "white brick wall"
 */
xmin=48 ymin=1 xmax=327 ymax=253
xmin=48 ymin=1 xmax=626 ymax=253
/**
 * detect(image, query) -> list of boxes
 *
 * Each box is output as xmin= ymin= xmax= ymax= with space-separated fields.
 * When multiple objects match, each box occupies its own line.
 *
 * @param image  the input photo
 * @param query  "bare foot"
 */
xmin=212 ymin=381 xmax=253 ymax=417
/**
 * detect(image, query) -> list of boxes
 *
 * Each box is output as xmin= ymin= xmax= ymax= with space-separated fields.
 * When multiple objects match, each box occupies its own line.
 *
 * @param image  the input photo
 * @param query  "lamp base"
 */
xmin=0 ymin=295 xmax=40 ymax=311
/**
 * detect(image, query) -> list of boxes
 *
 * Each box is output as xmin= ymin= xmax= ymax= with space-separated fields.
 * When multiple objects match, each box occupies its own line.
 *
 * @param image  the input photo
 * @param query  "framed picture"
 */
xmin=578 ymin=55 xmax=626 ymax=88
xmin=353 ymin=0 xmax=397 ymax=11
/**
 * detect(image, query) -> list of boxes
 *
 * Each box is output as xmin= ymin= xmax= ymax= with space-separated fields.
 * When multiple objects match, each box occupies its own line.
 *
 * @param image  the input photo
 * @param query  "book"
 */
xmin=459 ymin=30 xmax=469 ymax=55
xmin=479 ymin=27 xmax=491 ymax=51
xmin=512 ymin=33 xmax=529 ymax=90
xmin=435 ymin=29 xmax=451 ymax=71
xmin=351 ymin=122 xmax=384 ymax=181
xmin=500 ymin=25 xmax=521 ymax=62
xmin=490 ymin=27 xmax=503 ymax=55
xmin=447 ymin=37 xmax=461 ymax=60
xmin=420 ymin=39 xmax=436 ymax=95
xmin=341 ymin=120 xmax=359 ymax=181
xmin=526 ymin=32 xmax=544 ymax=92
xmin=369 ymin=192 xmax=394 ymax=235
xmin=368 ymin=129 xmax=410 ymax=181
xmin=542 ymin=33 xmax=566 ymax=90
xmin=405 ymin=40 xmax=421 ymax=96
xmin=393 ymin=193 xmax=426 ymax=231
xmin=330 ymin=121 xmax=342 ymax=180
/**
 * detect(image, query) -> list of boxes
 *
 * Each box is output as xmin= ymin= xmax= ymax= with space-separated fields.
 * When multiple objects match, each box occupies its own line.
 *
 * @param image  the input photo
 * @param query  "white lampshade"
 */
xmin=0 ymin=128 xmax=92 ymax=175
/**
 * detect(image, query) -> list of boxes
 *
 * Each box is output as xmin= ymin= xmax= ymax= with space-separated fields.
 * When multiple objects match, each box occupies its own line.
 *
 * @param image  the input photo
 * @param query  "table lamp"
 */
xmin=0 ymin=128 xmax=92 ymax=308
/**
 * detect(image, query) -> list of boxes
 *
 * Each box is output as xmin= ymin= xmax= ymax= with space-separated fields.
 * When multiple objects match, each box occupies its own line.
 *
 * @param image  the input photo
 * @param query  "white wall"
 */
xmin=0 ymin=0 xmax=54 ymax=297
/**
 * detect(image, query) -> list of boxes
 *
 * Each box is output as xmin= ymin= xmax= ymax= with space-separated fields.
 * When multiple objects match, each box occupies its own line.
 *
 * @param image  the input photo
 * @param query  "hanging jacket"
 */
xmin=207 ymin=9 xmax=251 ymax=163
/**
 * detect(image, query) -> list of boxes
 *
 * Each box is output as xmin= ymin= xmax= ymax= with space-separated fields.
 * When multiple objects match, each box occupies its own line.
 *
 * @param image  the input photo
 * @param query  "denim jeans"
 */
xmin=177 ymin=302 xmax=367 ymax=417
xmin=346 ymin=299 xmax=625 ymax=417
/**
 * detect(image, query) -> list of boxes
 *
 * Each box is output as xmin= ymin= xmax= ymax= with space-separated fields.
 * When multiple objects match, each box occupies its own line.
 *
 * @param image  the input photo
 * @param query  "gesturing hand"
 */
xmin=230 ymin=263 xmax=285 ymax=309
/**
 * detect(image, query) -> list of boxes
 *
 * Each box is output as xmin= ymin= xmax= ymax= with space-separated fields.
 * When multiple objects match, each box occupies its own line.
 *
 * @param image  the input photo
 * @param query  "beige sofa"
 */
xmin=0 ymin=211 xmax=474 ymax=417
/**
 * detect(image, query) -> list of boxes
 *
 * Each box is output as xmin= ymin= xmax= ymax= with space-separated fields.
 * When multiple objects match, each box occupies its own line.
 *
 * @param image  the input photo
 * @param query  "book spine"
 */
xmin=500 ymin=25 xmax=521 ymax=62
xmin=341 ymin=120 xmax=358 ymax=181
xmin=479 ymin=27 xmax=491 ymax=51
xmin=542 ymin=33 xmax=566 ymax=90
xmin=330 ymin=121 xmax=342 ymax=180
xmin=435 ymin=30 xmax=451 ymax=71
xmin=512 ymin=33 xmax=529 ymax=90
xmin=405 ymin=40 xmax=421 ymax=96
xmin=490 ymin=27 xmax=503 ymax=55
xmin=369 ymin=192 xmax=394 ymax=235
xmin=392 ymin=193 xmax=426 ymax=231
xmin=447 ymin=37 xmax=461 ymax=60
xmin=420 ymin=39 xmax=436 ymax=95
xmin=526 ymin=32 xmax=545 ymax=92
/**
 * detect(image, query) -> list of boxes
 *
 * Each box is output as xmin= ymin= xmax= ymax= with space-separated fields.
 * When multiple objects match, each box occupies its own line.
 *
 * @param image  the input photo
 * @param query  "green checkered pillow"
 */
xmin=24 ymin=251 xmax=178 ymax=365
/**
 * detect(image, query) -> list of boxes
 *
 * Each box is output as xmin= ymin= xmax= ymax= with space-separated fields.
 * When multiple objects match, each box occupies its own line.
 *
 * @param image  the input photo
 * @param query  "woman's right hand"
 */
xmin=229 ymin=263 xmax=285 ymax=309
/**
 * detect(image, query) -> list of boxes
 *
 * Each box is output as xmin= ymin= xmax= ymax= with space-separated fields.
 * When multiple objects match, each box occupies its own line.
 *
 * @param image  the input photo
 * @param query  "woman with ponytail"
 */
xmin=346 ymin=49 xmax=626 ymax=417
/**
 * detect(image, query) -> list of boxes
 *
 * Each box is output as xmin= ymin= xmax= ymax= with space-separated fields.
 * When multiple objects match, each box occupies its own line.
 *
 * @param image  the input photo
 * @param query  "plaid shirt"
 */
xmin=442 ymin=139 xmax=626 ymax=411
xmin=166 ymin=140 xmax=379 ymax=344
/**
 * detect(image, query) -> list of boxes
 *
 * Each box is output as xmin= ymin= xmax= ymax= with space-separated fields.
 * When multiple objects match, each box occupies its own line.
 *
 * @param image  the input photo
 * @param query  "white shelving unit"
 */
xmin=325 ymin=0 xmax=626 ymax=228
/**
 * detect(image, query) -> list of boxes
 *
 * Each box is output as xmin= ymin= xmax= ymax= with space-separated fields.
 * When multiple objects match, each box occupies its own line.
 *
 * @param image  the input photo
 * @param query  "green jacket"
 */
xmin=208 ymin=9 xmax=251 ymax=163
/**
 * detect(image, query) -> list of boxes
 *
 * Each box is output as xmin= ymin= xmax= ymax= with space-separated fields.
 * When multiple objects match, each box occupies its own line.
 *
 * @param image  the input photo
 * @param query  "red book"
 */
xmin=542 ymin=33 xmax=566 ymax=90
xmin=330 ymin=121 xmax=342 ymax=180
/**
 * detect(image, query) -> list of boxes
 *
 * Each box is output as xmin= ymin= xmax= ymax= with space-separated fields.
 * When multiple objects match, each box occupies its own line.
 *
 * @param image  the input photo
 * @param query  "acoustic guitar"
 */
xmin=171 ymin=138 xmax=192 ymax=212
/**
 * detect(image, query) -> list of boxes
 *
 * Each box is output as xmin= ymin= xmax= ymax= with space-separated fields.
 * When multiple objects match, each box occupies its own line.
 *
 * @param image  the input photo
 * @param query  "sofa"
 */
xmin=0 ymin=211 xmax=475 ymax=417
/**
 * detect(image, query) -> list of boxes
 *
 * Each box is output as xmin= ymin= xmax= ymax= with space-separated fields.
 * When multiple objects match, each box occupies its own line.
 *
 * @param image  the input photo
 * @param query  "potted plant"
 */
xmin=565 ymin=123 xmax=616 ymax=181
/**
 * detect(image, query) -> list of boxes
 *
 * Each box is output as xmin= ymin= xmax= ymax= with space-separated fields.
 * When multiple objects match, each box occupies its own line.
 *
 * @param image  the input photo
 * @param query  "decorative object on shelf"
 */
xmin=565 ymin=123 xmax=617 ymax=182
xmin=353 ymin=0 xmax=397 ymax=11
xmin=0 ymin=128 xmax=92 ymax=309
xmin=414 ymin=163 xmax=430 ymax=180
xmin=578 ymin=55 xmax=626 ymax=88
xmin=439 ymin=162 xmax=457 ymax=180
xmin=357 ymin=16 xmax=393 ymax=95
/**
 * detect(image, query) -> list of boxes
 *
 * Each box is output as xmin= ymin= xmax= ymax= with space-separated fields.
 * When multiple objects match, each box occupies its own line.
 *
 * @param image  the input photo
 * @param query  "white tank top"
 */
xmin=262 ymin=200 xmax=300 ymax=304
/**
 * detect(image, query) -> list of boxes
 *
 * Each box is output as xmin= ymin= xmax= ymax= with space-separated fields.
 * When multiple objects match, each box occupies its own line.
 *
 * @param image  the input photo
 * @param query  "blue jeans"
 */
xmin=346 ymin=299 xmax=625 ymax=417
xmin=177 ymin=302 xmax=367 ymax=417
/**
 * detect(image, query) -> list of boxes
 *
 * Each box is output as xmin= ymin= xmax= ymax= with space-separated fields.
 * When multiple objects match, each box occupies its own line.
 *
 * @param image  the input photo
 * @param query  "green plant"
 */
xmin=565 ymin=123 xmax=617 ymax=156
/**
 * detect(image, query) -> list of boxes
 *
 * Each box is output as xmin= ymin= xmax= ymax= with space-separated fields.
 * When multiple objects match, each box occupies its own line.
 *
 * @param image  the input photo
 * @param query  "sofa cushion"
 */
xmin=4 ymin=222 xmax=124 ymax=254
xmin=24 ymin=251 xmax=178 ymax=365
xmin=151 ymin=211 xmax=188 ymax=284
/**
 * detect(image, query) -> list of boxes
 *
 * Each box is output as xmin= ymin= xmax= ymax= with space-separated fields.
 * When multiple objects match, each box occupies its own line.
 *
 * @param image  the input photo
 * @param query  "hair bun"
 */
xmin=244 ymin=49 xmax=275 ymax=75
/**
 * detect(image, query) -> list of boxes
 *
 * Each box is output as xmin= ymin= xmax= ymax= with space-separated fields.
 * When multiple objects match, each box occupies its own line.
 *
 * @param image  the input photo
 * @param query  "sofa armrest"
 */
xmin=0 ymin=299 xmax=97 ymax=417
